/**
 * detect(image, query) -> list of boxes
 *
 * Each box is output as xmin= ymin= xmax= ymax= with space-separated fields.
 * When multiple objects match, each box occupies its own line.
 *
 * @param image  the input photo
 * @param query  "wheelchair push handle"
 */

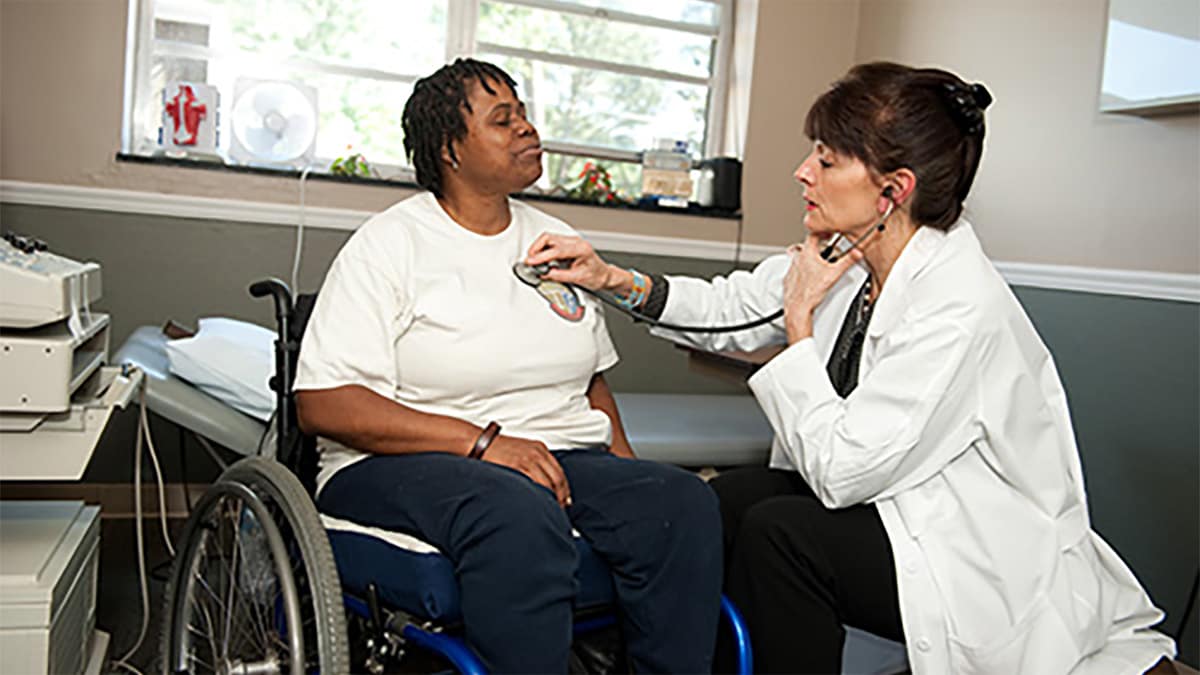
xmin=250 ymin=278 xmax=294 ymax=326
xmin=249 ymin=277 xmax=297 ymax=463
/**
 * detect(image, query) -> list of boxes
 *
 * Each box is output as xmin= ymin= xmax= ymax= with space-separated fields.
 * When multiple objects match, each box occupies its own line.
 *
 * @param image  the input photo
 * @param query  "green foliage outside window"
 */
xmin=204 ymin=0 xmax=710 ymax=199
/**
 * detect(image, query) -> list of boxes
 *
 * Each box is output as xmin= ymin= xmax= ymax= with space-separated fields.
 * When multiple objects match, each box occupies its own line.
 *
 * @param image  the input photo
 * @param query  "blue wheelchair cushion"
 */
xmin=325 ymin=525 xmax=616 ymax=624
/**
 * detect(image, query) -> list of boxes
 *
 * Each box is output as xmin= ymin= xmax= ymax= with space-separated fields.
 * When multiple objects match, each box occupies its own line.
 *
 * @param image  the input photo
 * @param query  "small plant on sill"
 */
xmin=329 ymin=147 xmax=379 ymax=179
xmin=565 ymin=162 xmax=627 ymax=205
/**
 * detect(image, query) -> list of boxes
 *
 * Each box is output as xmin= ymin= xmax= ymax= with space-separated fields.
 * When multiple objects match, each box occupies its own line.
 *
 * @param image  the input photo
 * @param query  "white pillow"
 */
xmin=165 ymin=317 xmax=276 ymax=421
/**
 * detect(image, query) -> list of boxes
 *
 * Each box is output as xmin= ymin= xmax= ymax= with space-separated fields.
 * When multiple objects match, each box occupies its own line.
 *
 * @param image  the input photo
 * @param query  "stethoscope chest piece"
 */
xmin=512 ymin=262 xmax=585 ymax=322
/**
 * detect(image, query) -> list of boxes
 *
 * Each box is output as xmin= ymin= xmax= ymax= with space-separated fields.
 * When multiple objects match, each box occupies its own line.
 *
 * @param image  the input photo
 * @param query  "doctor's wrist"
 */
xmin=784 ymin=310 xmax=814 ymax=344
xmin=602 ymin=265 xmax=633 ymax=293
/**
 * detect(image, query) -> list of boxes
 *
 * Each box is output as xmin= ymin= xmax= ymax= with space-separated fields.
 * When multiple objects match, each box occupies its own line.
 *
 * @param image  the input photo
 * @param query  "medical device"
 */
xmin=819 ymin=188 xmax=895 ymax=263
xmin=0 ymin=232 xmax=102 ymax=329
xmin=0 ymin=236 xmax=140 ymax=673
xmin=0 ymin=234 xmax=140 ymax=479
xmin=514 ymin=261 xmax=781 ymax=333
xmin=0 ymin=501 xmax=103 ymax=675
xmin=0 ymin=233 xmax=110 ymax=419
xmin=514 ymin=191 xmax=896 ymax=333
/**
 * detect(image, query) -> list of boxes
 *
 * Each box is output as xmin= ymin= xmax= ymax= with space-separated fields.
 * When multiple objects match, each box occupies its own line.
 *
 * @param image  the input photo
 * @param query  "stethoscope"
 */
xmin=516 ymin=196 xmax=894 ymax=333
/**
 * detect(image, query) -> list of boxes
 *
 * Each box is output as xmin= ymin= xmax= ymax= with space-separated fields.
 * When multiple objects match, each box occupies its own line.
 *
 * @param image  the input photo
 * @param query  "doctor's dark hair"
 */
xmin=804 ymin=62 xmax=992 ymax=231
xmin=402 ymin=58 xmax=518 ymax=197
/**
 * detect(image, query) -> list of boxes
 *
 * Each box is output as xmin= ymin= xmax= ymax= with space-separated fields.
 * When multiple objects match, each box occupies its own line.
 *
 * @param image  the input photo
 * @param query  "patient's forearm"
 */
xmin=296 ymin=385 xmax=479 ymax=456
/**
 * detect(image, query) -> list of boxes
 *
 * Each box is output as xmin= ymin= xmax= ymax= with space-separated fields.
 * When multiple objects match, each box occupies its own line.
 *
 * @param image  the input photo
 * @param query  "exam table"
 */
xmin=114 ymin=325 xmax=775 ymax=467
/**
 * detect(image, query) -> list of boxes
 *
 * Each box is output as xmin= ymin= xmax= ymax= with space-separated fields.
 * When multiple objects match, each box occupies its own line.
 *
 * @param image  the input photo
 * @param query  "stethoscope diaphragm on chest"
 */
xmin=512 ymin=261 xmax=554 ymax=287
xmin=512 ymin=261 xmax=585 ymax=321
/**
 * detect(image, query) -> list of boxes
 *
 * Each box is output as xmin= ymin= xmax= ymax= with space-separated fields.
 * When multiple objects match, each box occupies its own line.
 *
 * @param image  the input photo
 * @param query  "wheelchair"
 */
xmin=159 ymin=278 xmax=753 ymax=674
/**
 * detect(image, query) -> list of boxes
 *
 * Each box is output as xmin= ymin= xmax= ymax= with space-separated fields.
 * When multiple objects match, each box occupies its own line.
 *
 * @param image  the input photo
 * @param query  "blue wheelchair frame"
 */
xmin=340 ymin=593 xmax=751 ymax=675
xmin=250 ymin=278 xmax=752 ymax=674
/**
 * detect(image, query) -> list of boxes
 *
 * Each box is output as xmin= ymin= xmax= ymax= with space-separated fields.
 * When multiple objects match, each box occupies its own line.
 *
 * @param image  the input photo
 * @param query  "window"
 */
xmin=123 ymin=0 xmax=732 ymax=197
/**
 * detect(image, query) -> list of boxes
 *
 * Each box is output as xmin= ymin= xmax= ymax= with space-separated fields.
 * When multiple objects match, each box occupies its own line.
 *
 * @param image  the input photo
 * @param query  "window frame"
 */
xmin=122 ymin=0 xmax=734 ymax=178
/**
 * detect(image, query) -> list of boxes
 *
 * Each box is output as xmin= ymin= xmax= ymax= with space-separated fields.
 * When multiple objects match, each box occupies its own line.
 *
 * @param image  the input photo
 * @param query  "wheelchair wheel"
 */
xmin=161 ymin=457 xmax=348 ymax=674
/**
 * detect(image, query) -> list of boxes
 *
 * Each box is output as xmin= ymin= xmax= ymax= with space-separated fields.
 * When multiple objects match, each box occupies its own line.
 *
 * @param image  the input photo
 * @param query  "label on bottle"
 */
xmin=642 ymin=168 xmax=693 ymax=198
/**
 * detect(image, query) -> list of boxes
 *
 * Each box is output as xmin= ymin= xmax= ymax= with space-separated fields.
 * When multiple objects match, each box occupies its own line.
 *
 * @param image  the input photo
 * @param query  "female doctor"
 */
xmin=525 ymin=62 xmax=1177 ymax=674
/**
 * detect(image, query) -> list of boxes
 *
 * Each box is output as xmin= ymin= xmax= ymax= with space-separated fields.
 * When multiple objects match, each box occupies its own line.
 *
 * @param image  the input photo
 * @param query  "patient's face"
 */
xmin=451 ymin=77 xmax=543 ymax=194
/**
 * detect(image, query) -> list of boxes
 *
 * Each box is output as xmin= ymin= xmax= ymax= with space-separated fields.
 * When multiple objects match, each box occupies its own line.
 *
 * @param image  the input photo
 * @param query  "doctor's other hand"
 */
xmin=525 ymin=232 xmax=620 ymax=292
xmin=783 ymin=232 xmax=862 ymax=342
xmin=482 ymin=434 xmax=573 ymax=508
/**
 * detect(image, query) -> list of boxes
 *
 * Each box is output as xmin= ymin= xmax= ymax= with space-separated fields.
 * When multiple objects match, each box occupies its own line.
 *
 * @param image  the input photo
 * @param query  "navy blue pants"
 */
xmin=318 ymin=448 xmax=723 ymax=674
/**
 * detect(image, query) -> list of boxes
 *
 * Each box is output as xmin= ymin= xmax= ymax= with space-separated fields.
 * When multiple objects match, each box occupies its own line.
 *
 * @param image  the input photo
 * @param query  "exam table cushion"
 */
xmin=612 ymin=393 xmax=772 ymax=467
xmin=115 ymin=326 xmax=266 ymax=457
xmin=164 ymin=317 xmax=276 ymax=421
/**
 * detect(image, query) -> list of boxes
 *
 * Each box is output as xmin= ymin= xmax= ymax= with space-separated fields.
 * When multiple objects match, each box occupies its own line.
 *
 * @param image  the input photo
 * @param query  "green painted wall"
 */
xmin=1011 ymin=287 xmax=1199 ymax=663
xmin=0 ymin=204 xmax=748 ymax=394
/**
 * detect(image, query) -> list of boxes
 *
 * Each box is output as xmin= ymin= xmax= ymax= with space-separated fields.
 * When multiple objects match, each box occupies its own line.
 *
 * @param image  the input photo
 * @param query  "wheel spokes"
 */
xmin=176 ymin=492 xmax=295 ymax=675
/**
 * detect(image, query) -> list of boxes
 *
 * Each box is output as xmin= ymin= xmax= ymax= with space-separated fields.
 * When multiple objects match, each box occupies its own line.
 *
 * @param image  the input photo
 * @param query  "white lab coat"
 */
xmin=653 ymin=221 xmax=1175 ymax=674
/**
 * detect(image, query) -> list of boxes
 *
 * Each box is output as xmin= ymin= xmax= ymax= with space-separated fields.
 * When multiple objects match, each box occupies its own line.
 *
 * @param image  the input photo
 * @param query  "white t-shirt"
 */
xmin=294 ymin=192 xmax=619 ymax=490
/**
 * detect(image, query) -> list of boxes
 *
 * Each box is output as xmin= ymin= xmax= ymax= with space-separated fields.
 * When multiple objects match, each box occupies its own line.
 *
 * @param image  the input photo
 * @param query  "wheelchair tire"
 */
xmin=160 ymin=457 xmax=348 ymax=674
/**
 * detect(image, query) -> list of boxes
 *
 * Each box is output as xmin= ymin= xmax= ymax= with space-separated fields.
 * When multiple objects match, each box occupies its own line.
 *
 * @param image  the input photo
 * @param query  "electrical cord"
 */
xmin=291 ymin=166 xmax=313 ymax=294
xmin=143 ymin=399 xmax=175 ymax=558
xmin=729 ymin=217 xmax=744 ymax=275
xmin=178 ymin=427 xmax=192 ymax=514
xmin=256 ymin=408 xmax=278 ymax=458
xmin=193 ymin=432 xmax=230 ymax=472
xmin=110 ymin=386 xmax=152 ymax=673
xmin=1175 ymin=569 xmax=1198 ymax=643
xmin=112 ymin=660 xmax=145 ymax=675
xmin=110 ymin=379 xmax=174 ymax=674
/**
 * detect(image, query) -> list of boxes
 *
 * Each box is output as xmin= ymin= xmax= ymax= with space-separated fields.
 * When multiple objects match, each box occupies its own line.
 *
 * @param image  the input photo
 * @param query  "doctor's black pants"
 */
xmin=712 ymin=466 xmax=906 ymax=674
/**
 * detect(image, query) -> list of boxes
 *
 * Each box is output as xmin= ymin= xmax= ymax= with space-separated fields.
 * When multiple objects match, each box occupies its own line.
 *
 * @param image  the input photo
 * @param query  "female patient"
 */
xmin=292 ymin=58 xmax=721 ymax=674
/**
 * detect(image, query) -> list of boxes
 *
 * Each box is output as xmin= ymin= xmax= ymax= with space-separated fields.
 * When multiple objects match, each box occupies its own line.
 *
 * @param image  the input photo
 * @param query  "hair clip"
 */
xmin=942 ymin=82 xmax=992 ymax=136
xmin=969 ymin=83 xmax=994 ymax=110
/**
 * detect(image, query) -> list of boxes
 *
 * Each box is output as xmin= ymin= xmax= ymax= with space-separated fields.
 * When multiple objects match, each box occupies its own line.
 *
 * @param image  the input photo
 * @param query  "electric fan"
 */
xmin=228 ymin=79 xmax=318 ymax=168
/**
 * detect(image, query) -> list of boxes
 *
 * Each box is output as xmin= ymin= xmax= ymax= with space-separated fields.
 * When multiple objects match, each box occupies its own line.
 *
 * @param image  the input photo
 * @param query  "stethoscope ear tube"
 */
xmin=581 ymin=287 xmax=785 ymax=333
xmin=820 ymin=198 xmax=895 ymax=263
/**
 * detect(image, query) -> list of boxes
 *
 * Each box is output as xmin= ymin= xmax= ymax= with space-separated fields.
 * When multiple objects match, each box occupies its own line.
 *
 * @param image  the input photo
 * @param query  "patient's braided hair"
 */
xmin=402 ymin=58 xmax=518 ymax=197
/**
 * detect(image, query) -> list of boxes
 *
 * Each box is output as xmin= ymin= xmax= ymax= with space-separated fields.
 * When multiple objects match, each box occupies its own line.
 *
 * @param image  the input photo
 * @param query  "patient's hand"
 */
xmin=483 ymin=435 xmax=572 ymax=507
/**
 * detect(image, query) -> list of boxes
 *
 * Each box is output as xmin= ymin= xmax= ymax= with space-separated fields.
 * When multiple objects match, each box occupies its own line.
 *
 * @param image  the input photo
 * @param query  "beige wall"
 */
xmin=2 ymin=0 xmax=1197 ymax=273
xmin=740 ymin=0 xmax=862 ymax=249
xmin=855 ymin=0 xmax=1200 ymax=274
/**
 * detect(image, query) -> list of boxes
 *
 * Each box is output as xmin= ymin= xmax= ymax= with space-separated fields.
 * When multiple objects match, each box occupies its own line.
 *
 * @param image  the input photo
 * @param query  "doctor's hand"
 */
xmin=482 ymin=435 xmax=573 ymax=508
xmin=783 ymin=232 xmax=863 ymax=342
xmin=525 ymin=233 xmax=621 ymax=292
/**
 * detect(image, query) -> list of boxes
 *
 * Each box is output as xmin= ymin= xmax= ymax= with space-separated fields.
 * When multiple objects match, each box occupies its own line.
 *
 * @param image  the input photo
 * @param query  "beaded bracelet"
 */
xmin=614 ymin=268 xmax=649 ymax=310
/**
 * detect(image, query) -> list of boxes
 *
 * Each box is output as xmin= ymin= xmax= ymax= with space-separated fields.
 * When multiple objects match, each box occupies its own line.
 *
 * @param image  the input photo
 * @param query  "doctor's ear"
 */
xmin=880 ymin=170 xmax=916 ymax=208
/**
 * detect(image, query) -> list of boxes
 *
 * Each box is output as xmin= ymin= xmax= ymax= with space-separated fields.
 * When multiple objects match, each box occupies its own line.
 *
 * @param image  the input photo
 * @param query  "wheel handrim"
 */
xmin=170 ymin=483 xmax=304 ymax=675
